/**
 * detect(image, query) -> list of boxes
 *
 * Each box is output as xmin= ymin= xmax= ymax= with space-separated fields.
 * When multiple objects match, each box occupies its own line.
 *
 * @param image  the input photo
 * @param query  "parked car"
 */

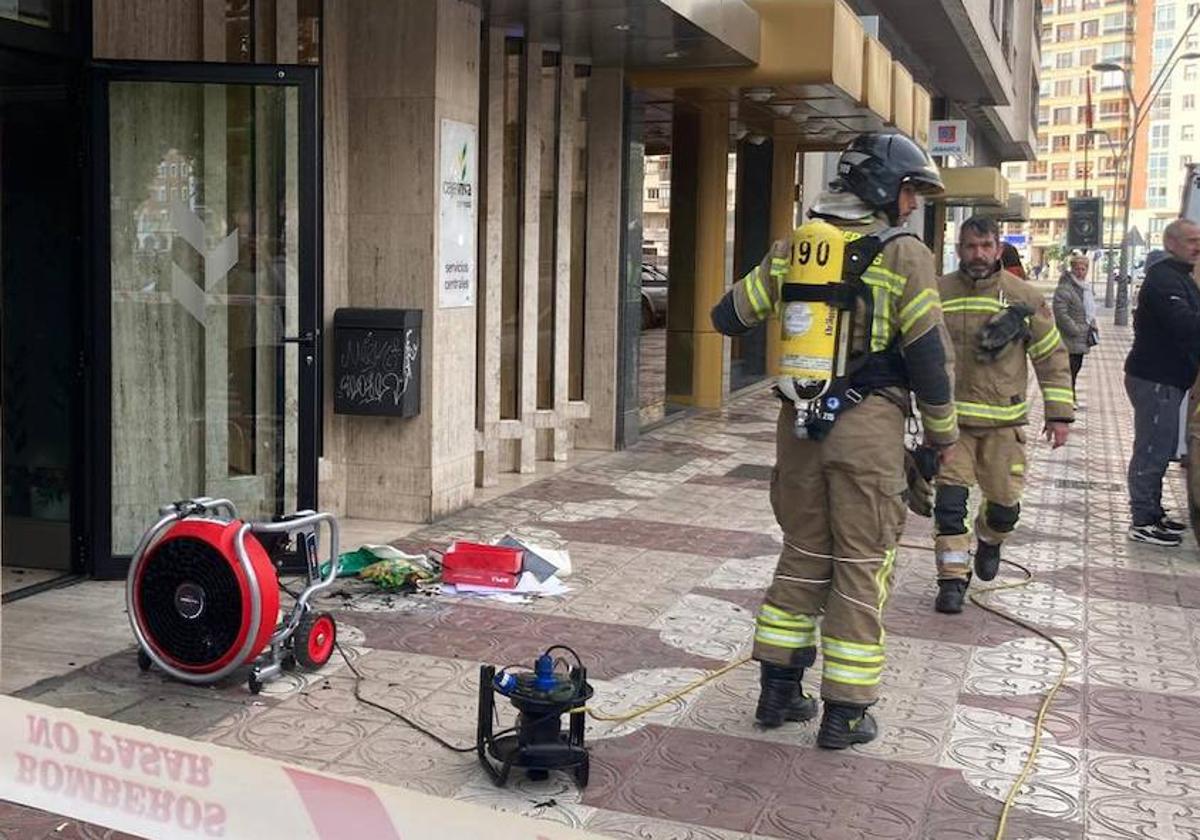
xmin=641 ymin=264 xmax=668 ymax=329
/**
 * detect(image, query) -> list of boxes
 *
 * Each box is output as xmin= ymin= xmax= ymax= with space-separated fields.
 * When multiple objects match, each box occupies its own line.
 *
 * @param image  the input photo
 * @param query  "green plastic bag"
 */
xmin=321 ymin=545 xmax=434 ymax=583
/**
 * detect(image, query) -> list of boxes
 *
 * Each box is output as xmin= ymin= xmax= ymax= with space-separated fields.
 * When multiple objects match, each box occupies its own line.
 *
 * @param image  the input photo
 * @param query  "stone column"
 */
xmin=333 ymin=0 xmax=480 ymax=521
xmin=573 ymin=68 xmax=627 ymax=451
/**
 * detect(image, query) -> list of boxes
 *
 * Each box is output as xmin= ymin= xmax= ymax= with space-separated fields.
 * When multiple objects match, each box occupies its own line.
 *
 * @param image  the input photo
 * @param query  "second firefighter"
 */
xmin=932 ymin=216 xmax=1074 ymax=614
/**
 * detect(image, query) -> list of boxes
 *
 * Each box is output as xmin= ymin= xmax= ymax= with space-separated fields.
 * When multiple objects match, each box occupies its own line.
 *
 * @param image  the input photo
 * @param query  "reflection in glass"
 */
xmin=0 ymin=0 xmax=64 ymax=30
xmin=500 ymin=40 xmax=523 ymax=419
xmin=537 ymin=53 xmax=561 ymax=410
xmin=568 ymin=66 xmax=590 ymax=402
xmin=108 ymin=82 xmax=299 ymax=554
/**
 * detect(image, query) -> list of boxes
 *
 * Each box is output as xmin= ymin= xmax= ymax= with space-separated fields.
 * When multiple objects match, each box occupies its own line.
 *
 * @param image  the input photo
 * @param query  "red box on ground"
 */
xmin=442 ymin=567 xmax=520 ymax=589
xmin=442 ymin=541 xmax=524 ymax=574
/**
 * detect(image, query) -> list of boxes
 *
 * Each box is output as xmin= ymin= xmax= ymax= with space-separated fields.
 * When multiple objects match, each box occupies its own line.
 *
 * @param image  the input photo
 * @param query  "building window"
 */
xmin=1185 ymin=94 xmax=1197 ymax=110
xmin=1051 ymin=190 xmax=1068 ymax=206
xmin=1081 ymin=19 xmax=1099 ymax=37
xmin=1077 ymin=105 xmax=1091 ymax=123
xmin=1155 ymin=5 xmax=1175 ymax=32
xmin=1038 ymin=134 xmax=1050 ymax=154
xmin=1038 ymin=105 xmax=1050 ymax=126
xmin=1186 ymin=64 xmax=1198 ymax=82
xmin=1052 ymin=162 xmax=1070 ymax=180
xmin=1028 ymin=161 xmax=1049 ymax=179
xmin=1082 ymin=0 xmax=1100 ymax=8
xmin=1028 ymin=189 xmax=1048 ymax=207
xmin=1183 ymin=125 xmax=1196 ymax=142
xmin=1055 ymin=79 xmax=1073 ymax=97
xmin=1056 ymin=51 xmax=1074 ymax=69
xmin=1080 ymin=48 xmax=1098 ymax=67
xmin=1150 ymin=123 xmax=1170 ymax=150
xmin=1056 ymin=23 xmax=1075 ymax=41
xmin=1058 ymin=0 xmax=1076 ymax=11
xmin=1098 ymin=70 xmax=1124 ymax=90
xmin=1052 ymin=134 xmax=1072 ymax=152
xmin=1102 ymin=12 xmax=1126 ymax=33
xmin=1099 ymin=99 xmax=1126 ymax=120
xmin=1075 ymin=162 xmax=1093 ymax=179
xmin=1152 ymin=94 xmax=1172 ymax=119
xmin=1101 ymin=41 xmax=1126 ymax=62
xmin=1053 ymin=106 xmax=1072 ymax=124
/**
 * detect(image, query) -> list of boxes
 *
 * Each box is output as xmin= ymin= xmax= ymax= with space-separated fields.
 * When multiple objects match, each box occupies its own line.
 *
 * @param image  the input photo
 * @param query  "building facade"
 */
xmin=0 ymin=0 xmax=1041 ymax=588
xmin=1129 ymin=0 xmax=1200 ymax=248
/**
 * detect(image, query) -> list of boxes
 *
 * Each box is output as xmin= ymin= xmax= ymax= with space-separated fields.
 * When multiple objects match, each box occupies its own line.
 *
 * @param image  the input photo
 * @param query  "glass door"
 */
xmin=90 ymin=64 xmax=319 ymax=575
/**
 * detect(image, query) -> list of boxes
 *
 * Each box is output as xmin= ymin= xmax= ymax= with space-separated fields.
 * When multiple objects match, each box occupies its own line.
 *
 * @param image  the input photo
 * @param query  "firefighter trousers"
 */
xmin=753 ymin=395 xmax=906 ymax=706
xmin=933 ymin=426 xmax=1026 ymax=581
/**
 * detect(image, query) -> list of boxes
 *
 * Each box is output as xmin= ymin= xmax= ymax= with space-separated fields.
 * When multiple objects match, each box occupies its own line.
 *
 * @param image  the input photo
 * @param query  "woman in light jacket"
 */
xmin=1052 ymin=252 xmax=1097 ymax=398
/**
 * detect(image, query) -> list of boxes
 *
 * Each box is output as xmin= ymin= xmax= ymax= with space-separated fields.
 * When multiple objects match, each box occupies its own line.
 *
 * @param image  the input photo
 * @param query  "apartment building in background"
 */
xmin=1129 ymin=0 xmax=1200 ymax=248
xmin=1004 ymin=0 xmax=1136 ymax=267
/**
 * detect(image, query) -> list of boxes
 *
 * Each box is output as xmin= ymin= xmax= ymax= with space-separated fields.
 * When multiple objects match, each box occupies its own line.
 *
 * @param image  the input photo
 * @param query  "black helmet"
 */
xmin=833 ymin=132 xmax=945 ymax=208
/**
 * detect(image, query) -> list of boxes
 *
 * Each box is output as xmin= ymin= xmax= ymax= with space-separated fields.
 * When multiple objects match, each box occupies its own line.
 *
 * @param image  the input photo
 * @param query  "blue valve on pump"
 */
xmin=533 ymin=653 xmax=557 ymax=693
xmin=493 ymin=670 xmax=518 ymax=696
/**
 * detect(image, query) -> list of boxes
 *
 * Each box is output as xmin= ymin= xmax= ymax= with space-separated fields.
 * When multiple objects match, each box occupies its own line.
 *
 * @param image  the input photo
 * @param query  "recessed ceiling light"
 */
xmin=613 ymin=23 xmax=631 ymax=31
xmin=745 ymin=88 xmax=774 ymax=103
xmin=664 ymin=50 xmax=684 ymax=59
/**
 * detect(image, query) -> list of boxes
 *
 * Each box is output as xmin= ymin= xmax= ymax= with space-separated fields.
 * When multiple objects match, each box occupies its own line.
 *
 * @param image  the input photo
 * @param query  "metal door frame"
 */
xmin=86 ymin=61 xmax=321 ymax=579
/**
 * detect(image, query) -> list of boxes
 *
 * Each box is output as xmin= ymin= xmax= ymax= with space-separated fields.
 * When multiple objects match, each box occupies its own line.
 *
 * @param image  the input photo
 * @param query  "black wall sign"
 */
xmin=332 ymin=308 xmax=422 ymax=418
xmin=1067 ymin=197 xmax=1104 ymax=249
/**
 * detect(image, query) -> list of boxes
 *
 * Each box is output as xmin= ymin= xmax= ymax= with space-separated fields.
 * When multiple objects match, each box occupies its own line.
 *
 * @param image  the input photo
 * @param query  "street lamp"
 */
xmin=1092 ymin=50 xmax=1200 ymax=325
xmin=1087 ymin=127 xmax=1121 ymax=307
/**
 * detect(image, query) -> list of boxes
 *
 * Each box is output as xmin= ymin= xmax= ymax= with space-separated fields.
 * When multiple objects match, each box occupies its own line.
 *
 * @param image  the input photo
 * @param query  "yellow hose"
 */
xmin=577 ymin=655 xmax=752 ymax=722
xmin=576 ymin=546 xmax=1067 ymax=840
xmin=899 ymin=541 xmax=1070 ymax=840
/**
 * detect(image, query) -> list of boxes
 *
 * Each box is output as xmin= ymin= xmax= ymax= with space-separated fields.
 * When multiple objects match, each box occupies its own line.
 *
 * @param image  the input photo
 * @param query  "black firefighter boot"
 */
xmin=935 ymin=577 xmax=969 ymax=614
xmin=817 ymin=702 xmax=877 ymax=750
xmin=974 ymin=540 xmax=1001 ymax=581
xmin=755 ymin=662 xmax=818 ymax=728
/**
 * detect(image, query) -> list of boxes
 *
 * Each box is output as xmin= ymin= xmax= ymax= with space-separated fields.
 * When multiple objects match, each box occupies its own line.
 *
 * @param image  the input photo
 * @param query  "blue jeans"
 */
xmin=1126 ymin=374 xmax=1184 ymax=526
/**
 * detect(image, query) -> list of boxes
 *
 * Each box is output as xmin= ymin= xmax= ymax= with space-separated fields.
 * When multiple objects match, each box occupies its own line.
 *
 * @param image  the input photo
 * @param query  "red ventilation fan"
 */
xmin=127 ymin=498 xmax=341 ymax=693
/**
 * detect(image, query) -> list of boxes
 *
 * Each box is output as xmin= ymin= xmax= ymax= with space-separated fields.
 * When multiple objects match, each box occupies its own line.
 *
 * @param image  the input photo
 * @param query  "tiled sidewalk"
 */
xmin=8 ymin=321 xmax=1200 ymax=839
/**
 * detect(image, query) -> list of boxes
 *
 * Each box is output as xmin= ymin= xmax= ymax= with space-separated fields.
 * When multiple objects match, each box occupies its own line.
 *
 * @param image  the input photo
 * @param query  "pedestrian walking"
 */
xmin=710 ymin=133 xmax=957 ymax=749
xmin=1052 ymin=251 xmax=1098 ymax=398
xmin=1125 ymin=218 xmax=1200 ymax=546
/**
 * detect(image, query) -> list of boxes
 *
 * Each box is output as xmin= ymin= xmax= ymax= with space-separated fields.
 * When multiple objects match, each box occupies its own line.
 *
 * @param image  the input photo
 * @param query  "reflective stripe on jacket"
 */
xmin=938 ymin=268 xmax=1075 ymax=427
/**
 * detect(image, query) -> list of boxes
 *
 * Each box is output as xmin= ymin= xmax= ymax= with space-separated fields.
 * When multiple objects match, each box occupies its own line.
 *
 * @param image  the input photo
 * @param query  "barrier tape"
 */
xmin=0 ymin=694 xmax=603 ymax=839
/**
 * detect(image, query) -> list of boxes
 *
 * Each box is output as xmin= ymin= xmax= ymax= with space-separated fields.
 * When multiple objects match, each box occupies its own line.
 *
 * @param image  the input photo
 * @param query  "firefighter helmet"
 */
xmin=833 ymin=133 xmax=945 ymax=209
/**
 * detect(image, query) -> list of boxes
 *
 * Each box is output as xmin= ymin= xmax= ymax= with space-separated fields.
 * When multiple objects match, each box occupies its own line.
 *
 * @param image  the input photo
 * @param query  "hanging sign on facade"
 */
xmin=438 ymin=119 xmax=477 ymax=309
xmin=929 ymin=120 xmax=968 ymax=156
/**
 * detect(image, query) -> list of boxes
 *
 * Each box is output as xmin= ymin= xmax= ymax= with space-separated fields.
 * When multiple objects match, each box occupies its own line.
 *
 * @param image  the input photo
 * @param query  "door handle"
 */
xmin=281 ymin=331 xmax=316 ymax=346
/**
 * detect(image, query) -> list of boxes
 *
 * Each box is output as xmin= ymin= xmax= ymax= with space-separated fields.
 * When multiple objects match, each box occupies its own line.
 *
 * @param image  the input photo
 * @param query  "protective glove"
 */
xmin=976 ymin=302 xmax=1034 ymax=363
xmin=902 ymin=445 xmax=939 ymax=518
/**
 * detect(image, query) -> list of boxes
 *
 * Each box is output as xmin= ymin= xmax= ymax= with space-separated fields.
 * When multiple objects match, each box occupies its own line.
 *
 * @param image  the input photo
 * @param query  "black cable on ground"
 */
xmin=334 ymin=640 xmax=477 ymax=753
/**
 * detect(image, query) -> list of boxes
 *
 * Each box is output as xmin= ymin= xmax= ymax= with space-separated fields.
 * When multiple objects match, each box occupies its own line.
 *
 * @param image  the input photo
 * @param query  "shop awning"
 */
xmin=938 ymin=167 xmax=1009 ymax=208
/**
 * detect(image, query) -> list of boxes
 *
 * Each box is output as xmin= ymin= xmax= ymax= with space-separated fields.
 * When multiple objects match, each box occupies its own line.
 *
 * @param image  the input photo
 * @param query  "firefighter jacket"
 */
xmin=726 ymin=213 xmax=959 ymax=447
xmin=938 ymin=267 xmax=1075 ymax=428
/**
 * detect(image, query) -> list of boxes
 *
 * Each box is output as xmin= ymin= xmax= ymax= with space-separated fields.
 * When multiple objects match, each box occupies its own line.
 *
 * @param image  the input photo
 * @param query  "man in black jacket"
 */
xmin=1125 ymin=218 xmax=1200 ymax=545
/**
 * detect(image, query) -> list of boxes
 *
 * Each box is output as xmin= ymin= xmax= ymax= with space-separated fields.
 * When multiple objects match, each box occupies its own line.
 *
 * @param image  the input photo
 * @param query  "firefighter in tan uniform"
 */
xmin=710 ymin=134 xmax=958 ymax=749
xmin=932 ymin=216 xmax=1074 ymax=614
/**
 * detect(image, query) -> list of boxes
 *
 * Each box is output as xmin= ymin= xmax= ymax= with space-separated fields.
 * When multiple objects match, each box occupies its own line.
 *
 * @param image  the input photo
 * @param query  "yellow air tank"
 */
xmin=779 ymin=219 xmax=847 ymax=395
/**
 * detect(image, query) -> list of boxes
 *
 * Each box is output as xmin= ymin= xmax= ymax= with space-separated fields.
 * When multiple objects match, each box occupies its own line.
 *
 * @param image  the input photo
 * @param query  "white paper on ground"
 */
xmin=440 ymin=572 xmax=570 ymax=599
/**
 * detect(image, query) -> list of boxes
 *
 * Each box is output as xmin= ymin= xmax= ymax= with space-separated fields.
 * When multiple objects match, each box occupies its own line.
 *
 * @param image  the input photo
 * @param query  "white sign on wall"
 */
xmin=438 ymin=119 xmax=477 ymax=308
xmin=929 ymin=120 xmax=969 ymax=156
